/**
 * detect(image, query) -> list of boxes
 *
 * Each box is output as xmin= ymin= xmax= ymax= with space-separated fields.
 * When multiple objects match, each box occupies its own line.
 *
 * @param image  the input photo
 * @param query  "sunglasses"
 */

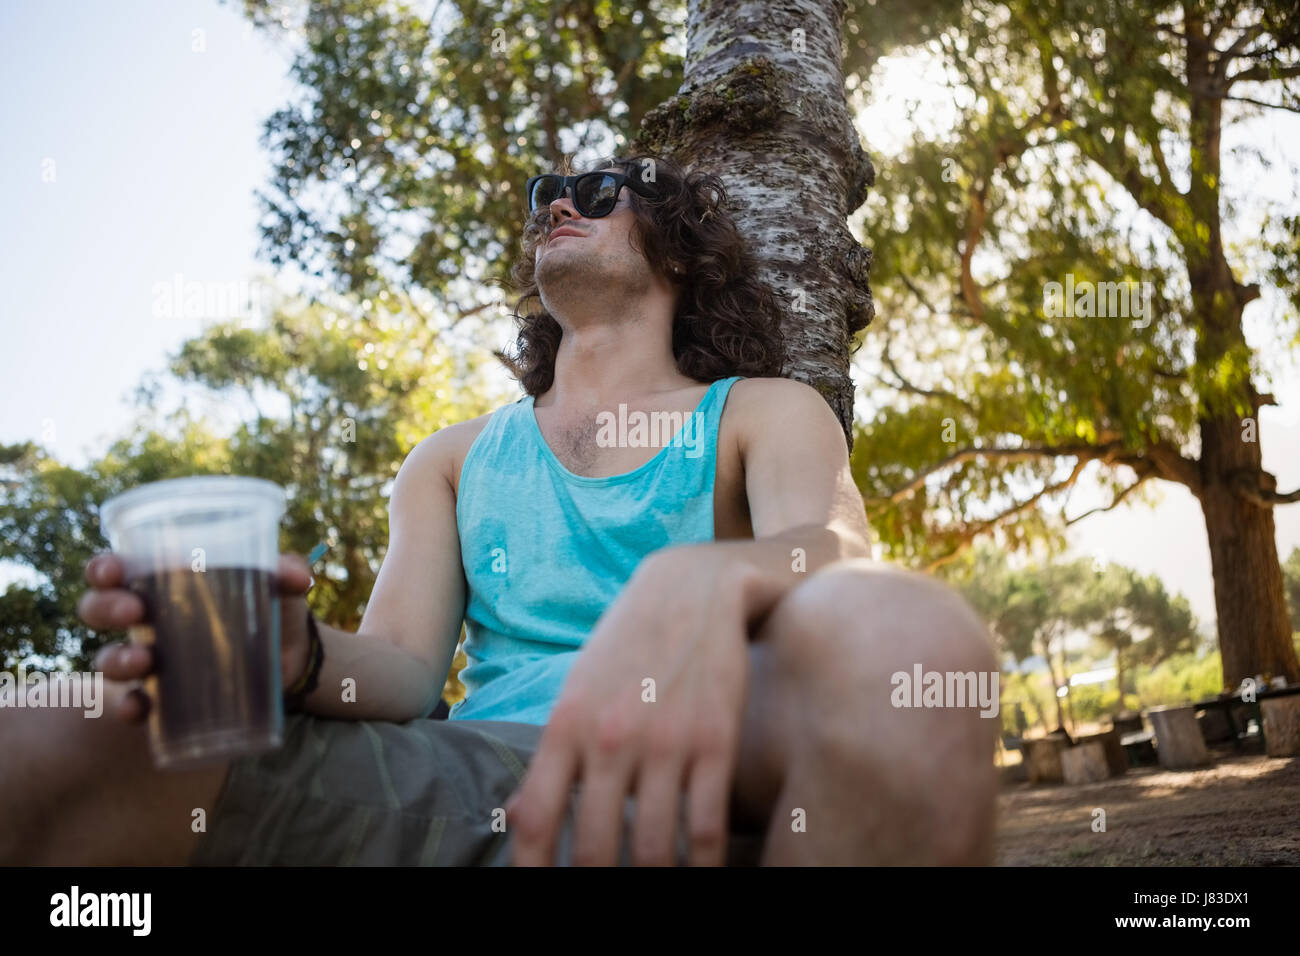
xmin=525 ymin=170 xmax=658 ymax=219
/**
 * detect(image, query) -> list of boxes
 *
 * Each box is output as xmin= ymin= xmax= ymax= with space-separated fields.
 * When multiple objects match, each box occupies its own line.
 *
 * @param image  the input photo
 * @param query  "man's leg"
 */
xmin=728 ymin=558 xmax=1000 ymax=865
xmin=0 ymin=680 xmax=231 ymax=865
xmin=2 ymin=562 xmax=997 ymax=867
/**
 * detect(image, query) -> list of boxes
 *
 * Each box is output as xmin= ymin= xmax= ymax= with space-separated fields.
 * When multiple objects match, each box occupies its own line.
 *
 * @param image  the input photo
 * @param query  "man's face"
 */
xmin=533 ymin=168 xmax=658 ymax=314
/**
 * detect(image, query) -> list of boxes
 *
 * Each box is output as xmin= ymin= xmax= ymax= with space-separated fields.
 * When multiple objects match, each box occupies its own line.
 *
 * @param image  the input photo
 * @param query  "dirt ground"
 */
xmin=995 ymin=746 xmax=1300 ymax=866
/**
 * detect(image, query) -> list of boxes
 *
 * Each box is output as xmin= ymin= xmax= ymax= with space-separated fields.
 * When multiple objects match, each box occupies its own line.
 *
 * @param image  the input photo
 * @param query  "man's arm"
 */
xmin=639 ymin=377 xmax=871 ymax=629
xmin=294 ymin=426 xmax=469 ymax=721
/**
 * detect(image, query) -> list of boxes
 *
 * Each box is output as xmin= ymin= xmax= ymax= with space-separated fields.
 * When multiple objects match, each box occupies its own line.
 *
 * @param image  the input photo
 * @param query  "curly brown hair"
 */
xmin=498 ymin=152 xmax=786 ymax=396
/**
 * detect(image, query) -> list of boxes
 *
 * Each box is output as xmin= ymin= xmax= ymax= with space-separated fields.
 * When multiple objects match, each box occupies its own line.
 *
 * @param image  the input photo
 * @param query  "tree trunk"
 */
xmin=1023 ymin=683 xmax=1049 ymax=735
xmin=1183 ymin=15 xmax=1300 ymax=691
xmin=1061 ymin=742 xmax=1109 ymax=785
xmin=1261 ymin=696 xmax=1300 ymax=758
xmin=633 ymin=0 xmax=874 ymax=447
xmin=1148 ymin=705 xmax=1211 ymax=770
xmin=1022 ymin=738 xmax=1065 ymax=783
xmin=1038 ymin=633 xmax=1066 ymax=730
xmin=1055 ymin=640 xmax=1075 ymax=734
xmin=1198 ymin=415 xmax=1300 ymax=690
xmin=1115 ymin=650 xmax=1126 ymax=710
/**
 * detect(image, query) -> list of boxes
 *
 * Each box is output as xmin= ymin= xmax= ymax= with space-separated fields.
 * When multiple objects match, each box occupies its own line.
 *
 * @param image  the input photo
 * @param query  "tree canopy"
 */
xmin=1 ymin=295 xmax=495 ymax=703
xmin=848 ymin=0 xmax=1300 ymax=685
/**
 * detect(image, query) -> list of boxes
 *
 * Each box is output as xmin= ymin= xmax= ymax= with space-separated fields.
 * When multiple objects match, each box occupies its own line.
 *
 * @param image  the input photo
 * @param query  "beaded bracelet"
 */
xmin=283 ymin=607 xmax=324 ymax=714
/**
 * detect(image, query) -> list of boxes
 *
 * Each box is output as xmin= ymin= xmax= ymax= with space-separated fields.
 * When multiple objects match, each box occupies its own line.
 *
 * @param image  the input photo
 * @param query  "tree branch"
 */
xmin=897 ymin=272 xmax=955 ymax=319
xmin=874 ymin=442 xmax=1124 ymax=504
xmin=1140 ymin=439 xmax=1203 ymax=493
xmin=1065 ymin=469 xmax=1155 ymax=525
xmin=1153 ymin=22 xmax=1218 ymax=54
xmin=879 ymin=338 xmax=977 ymax=414
xmin=1214 ymin=23 xmax=1265 ymax=80
xmin=1230 ymin=470 xmax=1300 ymax=506
xmin=958 ymin=182 xmax=989 ymax=324
xmin=1227 ymin=62 xmax=1300 ymax=85
xmin=923 ymin=458 xmax=1092 ymax=572
xmin=454 ymin=300 xmax=498 ymax=322
xmin=1037 ymin=49 xmax=1191 ymax=233
xmin=1223 ymin=94 xmax=1300 ymax=112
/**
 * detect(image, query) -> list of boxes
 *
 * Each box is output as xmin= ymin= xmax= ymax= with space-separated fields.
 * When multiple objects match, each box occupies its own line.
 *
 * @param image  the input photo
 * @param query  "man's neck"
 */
xmin=538 ymin=320 xmax=695 ymax=411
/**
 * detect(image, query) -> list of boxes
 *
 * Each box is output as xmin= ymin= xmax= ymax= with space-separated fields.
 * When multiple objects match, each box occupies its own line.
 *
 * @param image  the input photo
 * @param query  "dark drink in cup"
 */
xmin=129 ymin=566 xmax=280 ymax=760
xmin=99 ymin=476 xmax=286 ymax=770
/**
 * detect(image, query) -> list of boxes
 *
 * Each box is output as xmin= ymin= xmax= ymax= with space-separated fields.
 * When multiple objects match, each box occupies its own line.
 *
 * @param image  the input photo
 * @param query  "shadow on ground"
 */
xmin=995 ymin=748 xmax=1300 ymax=865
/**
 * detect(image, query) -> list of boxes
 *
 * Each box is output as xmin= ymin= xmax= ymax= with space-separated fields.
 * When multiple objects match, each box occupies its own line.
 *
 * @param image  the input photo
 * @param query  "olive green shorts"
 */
xmin=189 ymin=712 xmax=767 ymax=866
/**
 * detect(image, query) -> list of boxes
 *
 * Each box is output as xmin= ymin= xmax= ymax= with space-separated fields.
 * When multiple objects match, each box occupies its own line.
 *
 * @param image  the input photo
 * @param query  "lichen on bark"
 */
xmin=635 ymin=55 xmax=785 ymax=154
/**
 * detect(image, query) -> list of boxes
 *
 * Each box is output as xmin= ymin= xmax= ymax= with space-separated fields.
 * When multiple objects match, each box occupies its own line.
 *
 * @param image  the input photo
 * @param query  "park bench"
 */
xmin=1192 ymin=682 xmax=1300 ymax=755
xmin=1022 ymin=728 xmax=1127 ymax=785
xmin=1109 ymin=712 xmax=1157 ymax=766
xmin=1118 ymin=728 xmax=1157 ymax=765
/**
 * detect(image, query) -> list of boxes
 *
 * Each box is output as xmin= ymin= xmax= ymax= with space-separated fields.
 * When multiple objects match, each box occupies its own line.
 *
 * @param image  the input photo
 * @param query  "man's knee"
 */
xmin=762 ymin=558 xmax=997 ymax=689
xmin=758 ymin=559 xmax=1000 ymax=863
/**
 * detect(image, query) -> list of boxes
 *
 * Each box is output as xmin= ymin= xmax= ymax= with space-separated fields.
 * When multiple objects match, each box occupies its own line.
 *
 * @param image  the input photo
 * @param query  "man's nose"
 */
xmin=549 ymin=194 xmax=581 ymax=225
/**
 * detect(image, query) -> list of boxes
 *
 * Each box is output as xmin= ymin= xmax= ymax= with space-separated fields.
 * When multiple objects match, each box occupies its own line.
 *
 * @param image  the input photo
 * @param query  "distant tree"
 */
xmin=951 ymin=545 xmax=1201 ymax=727
xmin=953 ymin=548 xmax=1084 ymax=730
xmin=0 ymin=418 xmax=234 ymax=673
xmin=1284 ymin=545 xmax=1300 ymax=633
xmin=1083 ymin=564 xmax=1200 ymax=701
xmin=1 ymin=294 xmax=494 ymax=707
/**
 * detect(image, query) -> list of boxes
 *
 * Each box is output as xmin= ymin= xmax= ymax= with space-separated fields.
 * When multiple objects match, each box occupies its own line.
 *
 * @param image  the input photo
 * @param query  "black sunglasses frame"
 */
xmin=525 ymin=170 xmax=659 ymax=218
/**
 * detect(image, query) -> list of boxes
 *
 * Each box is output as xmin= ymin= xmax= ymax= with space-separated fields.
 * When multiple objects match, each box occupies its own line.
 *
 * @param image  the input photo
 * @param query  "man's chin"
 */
xmin=535 ymin=256 xmax=591 ymax=289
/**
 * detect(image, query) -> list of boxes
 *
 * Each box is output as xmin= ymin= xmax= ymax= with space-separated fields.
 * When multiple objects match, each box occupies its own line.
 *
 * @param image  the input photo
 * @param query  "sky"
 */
xmin=1 ymin=0 xmax=1298 ymax=634
xmin=0 ymin=0 xmax=301 ymax=459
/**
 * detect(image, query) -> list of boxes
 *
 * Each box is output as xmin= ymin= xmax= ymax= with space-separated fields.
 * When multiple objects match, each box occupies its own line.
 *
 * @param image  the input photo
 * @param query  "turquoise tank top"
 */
xmin=448 ymin=375 xmax=743 ymax=725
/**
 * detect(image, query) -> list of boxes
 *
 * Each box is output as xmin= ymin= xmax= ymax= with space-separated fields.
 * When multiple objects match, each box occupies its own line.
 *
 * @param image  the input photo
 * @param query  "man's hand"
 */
xmin=78 ymin=552 xmax=314 ymax=723
xmin=504 ymin=547 xmax=757 ymax=866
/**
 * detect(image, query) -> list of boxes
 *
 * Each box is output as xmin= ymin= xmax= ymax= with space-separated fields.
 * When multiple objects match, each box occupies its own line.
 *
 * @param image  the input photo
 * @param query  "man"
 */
xmin=1 ymin=154 xmax=998 ymax=866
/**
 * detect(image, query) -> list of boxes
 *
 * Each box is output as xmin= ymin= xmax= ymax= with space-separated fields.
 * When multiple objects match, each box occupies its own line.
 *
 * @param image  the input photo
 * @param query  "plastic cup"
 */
xmin=99 ymin=475 xmax=286 ymax=770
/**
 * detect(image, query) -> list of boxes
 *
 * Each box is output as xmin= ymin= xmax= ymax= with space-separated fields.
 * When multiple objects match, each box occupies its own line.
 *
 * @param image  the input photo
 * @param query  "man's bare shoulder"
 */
xmin=403 ymin=408 xmax=500 ymax=495
xmin=727 ymin=376 xmax=841 ymax=450
xmin=729 ymin=375 xmax=826 ymax=405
